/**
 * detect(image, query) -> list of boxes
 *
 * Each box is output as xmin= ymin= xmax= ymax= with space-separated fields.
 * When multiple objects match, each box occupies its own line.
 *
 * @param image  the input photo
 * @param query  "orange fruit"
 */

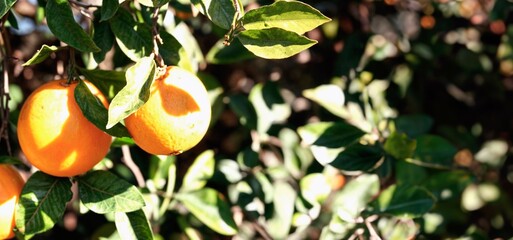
xmin=0 ymin=164 xmax=25 ymax=239
xmin=125 ymin=66 xmax=211 ymax=155
xmin=17 ymin=80 xmax=112 ymax=177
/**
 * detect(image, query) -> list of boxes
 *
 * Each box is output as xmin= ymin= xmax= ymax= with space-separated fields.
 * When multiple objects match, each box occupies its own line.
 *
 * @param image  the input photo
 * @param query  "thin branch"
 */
xmin=121 ymin=145 xmax=146 ymax=187
xmin=252 ymin=221 xmax=273 ymax=240
xmin=151 ymin=6 xmax=164 ymax=68
xmin=0 ymin=14 xmax=13 ymax=156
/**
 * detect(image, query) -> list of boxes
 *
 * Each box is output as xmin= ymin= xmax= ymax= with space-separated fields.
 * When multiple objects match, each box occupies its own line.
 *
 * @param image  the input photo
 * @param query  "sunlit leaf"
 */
xmin=75 ymin=80 xmax=131 ymax=137
xmin=181 ymin=150 xmax=215 ymax=192
xmin=300 ymin=173 xmax=330 ymax=204
xmin=15 ymin=172 xmax=72 ymax=235
xmin=107 ymin=56 xmax=156 ymax=129
xmin=279 ymin=128 xmax=314 ymax=178
xmin=332 ymin=174 xmax=379 ymax=220
xmin=242 ymin=0 xmax=330 ymax=34
xmin=46 ymin=0 xmax=100 ymax=52
xmin=238 ymin=28 xmax=316 ymax=59
xmin=77 ymin=67 xmax=126 ymax=100
xmin=249 ymin=82 xmax=291 ymax=133
xmin=370 ymin=184 xmax=435 ymax=218
xmin=266 ymin=182 xmax=296 ymax=239
xmin=22 ymin=45 xmax=62 ymax=66
xmin=198 ymin=72 xmax=224 ymax=126
xmin=114 ymin=210 xmax=153 ymax=240
xmin=175 ymin=188 xmax=238 ymax=235
xmin=78 ymin=170 xmax=145 ymax=214
xmin=303 ymin=84 xmax=345 ymax=118
xmin=191 ymin=0 xmax=236 ymax=29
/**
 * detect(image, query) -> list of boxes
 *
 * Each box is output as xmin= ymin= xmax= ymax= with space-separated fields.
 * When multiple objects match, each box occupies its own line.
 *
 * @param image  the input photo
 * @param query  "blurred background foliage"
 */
xmin=2 ymin=0 xmax=513 ymax=239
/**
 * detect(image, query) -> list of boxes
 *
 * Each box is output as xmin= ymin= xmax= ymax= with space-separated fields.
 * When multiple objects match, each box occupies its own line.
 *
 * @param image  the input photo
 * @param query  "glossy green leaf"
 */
xmin=229 ymin=94 xmax=257 ymax=130
xmin=303 ymin=84 xmax=346 ymax=118
xmin=22 ymin=45 xmax=63 ymax=66
xmin=267 ymin=182 xmax=297 ymax=239
xmin=238 ymin=28 xmax=317 ymax=59
xmin=107 ymin=56 xmax=156 ymax=129
xmin=0 ymin=0 xmax=17 ymax=18
xmin=159 ymin=30 xmax=184 ymax=66
xmin=0 ymin=156 xmax=23 ymax=165
xmin=181 ymin=150 xmax=215 ymax=192
xmin=175 ymin=188 xmax=238 ymax=235
xmin=78 ymin=170 xmax=146 ymax=214
xmin=77 ymin=67 xmax=126 ymax=100
xmin=394 ymin=114 xmax=433 ymax=138
xmin=332 ymin=174 xmax=379 ymax=220
xmin=249 ymin=82 xmax=291 ymax=133
xmin=206 ymin=39 xmax=255 ymax=64
xmin=242 ymin=0 xmax=330 ymax=34
xmin=46 ymin=0 xmax=100 ymax=52
xmin=298 ymin=121 xmax=365 ymax=148
xmin=109 ymin=8 xmax=153 ymax=61
xmin=191 ymin=0 xmax=236 ymax=29
xmin=115 ymin=209 xmax=153 ymax=240
xmin=74 ymin=80 xmax=131 ymax=138
xmin=100 ymin=0 xmax=119 ymax=21
xmin=15 ymin=172 xmax=72 ymax=235
xmin=384 ymin=132 xmax=417 ymax=160
xmin=330 ymin=144 xmax=383 ymax=172
xmin=412 ymin=134 xmax=457 ymax=167
xmin=93 ymin=16 xmax=115 ymax=63
xmin=5 ymin=9 xmax=18 ymax=29
xmin=370 ymin=185 xmax=435 ymax=218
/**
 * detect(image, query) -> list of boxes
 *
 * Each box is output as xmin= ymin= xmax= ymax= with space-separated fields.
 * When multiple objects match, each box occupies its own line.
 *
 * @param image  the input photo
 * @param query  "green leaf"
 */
xmin=78 ymin=170 xmax=146 ymax=214
xmin=228 ymin=94 xmax=257 ymax=130
xmin=394 ymin=114 xmax=433 ymax=138
xmin=22 ymin=45 xmax=63 ymax=66
xmin=266 ymin=182 xmax=297 ymax=239
xmin=107 ymin=56 xmax=156 ymax=129
xmin=158 ymin=30 xmax=184 ymax=66
xmin=74 ymin=80 xmax=131 ymax=138
xmin=0 ymin=0 xmax=17 ymax=19
xmin=303 ymin=84 xmax=346 ymax=118
xmin=15 ymin=172 xmax=72 ymax=235
xmin=114 ymin=209 xmax=154 ymax=240
xmin=411 ymin=134 xmax=457 ymax=167
xmin=332 ymin=174 xmax=379 ymax=220
xmin=46 ymin=0 xmax=100 ymax=52
xmin=0 ymin=156 xmax=23 ymax=165
xmin=384 ymin=132 xmax=417 ymax=160
xmin=300 ymin=173 xmax=330 ymax=204
xmin=175 ymin=188 xmax=237 ymax=235
xmin=198 ymin=72 xmax=224 ymax=126
xmin=100 ymin=0 xmax=119 ymax=21
xmin=191 ymin=0 xmax=236 ymax=29
xmin=242 ymin=0 xmax=330 ymax=34
xmin=181 ymin=150 xmax=215 ymax=192
xmin=330 ymin=144 xmax=383 ymax=172
xmin=238 ymin=28 xmax=317 ymax=59
xmin=370 ymin=185 xmax=436 ymax=218
xmin=109 ymin=8 xmax=153 ymax=61
xmin=77 ymin=67 xmax=126 ymax=100
xmin=298 ymin=122 xmax=365 ymax=148
xmin=334 ymin=33 xmax=369 ymax=77
xmin=93 ymin=16 xmax=115 ymax=63
xmin=421 ymin=170 xmax=474 ymax=201
xmin=206 ymin=38 xmax=255 ymax=64
xmin=279 ymin=128 xmax=314 ymax=178
xmin=249 ymin=81 xmax=291 ymax=133
xmin=6 ymin=9 xmax=19 ymax=29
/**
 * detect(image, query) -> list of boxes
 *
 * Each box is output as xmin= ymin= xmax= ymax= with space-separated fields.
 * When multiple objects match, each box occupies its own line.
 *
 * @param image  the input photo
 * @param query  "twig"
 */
xmin=0 ymin=15 xmax=13 ymax=156
xmin=252 ymin=221 xmax=273 ymax=240
xmin=68 ymin=0 xmax=101 ymax=9
xmin=365 ymin=215 xmax=382 ymax=240
xmin=151 ymin=6 xmax=164 ymax=68
xmin=121 ymin=145 xmax=146 ymax=187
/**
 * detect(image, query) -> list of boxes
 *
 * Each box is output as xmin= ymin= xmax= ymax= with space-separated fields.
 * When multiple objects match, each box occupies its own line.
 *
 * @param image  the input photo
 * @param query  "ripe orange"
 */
xmin=125 ymin=66 xmax=211 ymax=155
xmin=0 ymin=164 xmax=25 ymax=239
xmin=17 ymin=80 xmax=112 ymax=177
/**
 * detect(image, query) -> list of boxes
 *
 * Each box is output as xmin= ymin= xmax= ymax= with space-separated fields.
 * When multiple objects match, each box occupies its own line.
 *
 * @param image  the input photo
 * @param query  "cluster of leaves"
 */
xmin=2 ymin=0 xmax=513 ymax=239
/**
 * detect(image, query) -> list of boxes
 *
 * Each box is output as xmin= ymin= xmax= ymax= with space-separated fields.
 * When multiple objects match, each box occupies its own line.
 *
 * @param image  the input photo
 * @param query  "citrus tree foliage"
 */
xmin=1 ymin=0 xmax=513 ymax=239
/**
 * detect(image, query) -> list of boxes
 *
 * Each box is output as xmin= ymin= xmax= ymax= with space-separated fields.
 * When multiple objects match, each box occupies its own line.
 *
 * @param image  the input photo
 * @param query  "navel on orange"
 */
xmin=17 ymin=80 xmax=112 ymax=177
xmin=0 ymin=164 xmax=25 ymax=239
xmin=125 ymin=66 xmax=211 ymax=155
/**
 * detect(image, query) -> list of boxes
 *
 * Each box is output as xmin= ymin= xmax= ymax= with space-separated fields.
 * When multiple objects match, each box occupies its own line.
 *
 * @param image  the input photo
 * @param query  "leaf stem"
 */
xmin=121 ymin=145 xmax=146 ymax=188
xmin=151 ymin=6 xmax=164 ymax=68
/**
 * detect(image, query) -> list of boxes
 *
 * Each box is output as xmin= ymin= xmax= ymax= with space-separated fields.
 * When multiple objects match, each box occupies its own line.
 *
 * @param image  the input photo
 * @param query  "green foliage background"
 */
xmin=1 ymin=0 xmax=513 ymax=239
